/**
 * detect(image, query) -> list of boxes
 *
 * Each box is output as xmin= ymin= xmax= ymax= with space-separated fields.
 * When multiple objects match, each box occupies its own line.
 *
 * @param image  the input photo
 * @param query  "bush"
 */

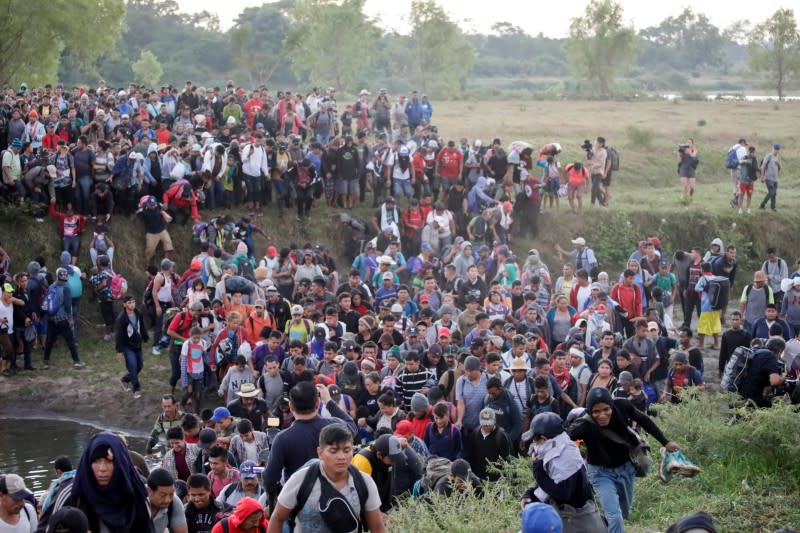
xmin=391 ymin=395 xmax=800 ymax=532
xmin=625 ymin=125 xmax=655 ymax=149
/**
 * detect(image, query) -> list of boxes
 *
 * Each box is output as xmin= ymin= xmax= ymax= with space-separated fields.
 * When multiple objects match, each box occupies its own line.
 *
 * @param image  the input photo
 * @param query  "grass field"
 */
xmin=1 ymin=98 xmax=798 ymax=531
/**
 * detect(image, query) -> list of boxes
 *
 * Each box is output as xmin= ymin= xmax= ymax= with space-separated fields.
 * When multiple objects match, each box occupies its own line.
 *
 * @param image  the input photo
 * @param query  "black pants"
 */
xmin=44 ymin=320 xmax=80 ymax=363
xmin=682 ymin=290 xmax=701 ymax=328
xmin=590 ymin=174 xmax=605 ymax=205
xmin=168 ymin=343 xmax=182 ymax=387
xmin=296 ymin=187 xmax=313 ymax=218
xmin=359 ymin=172 xmax=368 ymax=203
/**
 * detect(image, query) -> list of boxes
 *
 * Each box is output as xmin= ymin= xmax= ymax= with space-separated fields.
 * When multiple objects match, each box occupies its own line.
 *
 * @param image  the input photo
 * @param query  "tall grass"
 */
xmin=389 ymin=395 xmax=800 ymax=533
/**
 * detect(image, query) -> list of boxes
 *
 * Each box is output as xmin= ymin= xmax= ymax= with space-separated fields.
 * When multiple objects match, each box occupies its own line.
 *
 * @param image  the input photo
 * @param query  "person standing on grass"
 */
xmin=588 ymin=137 xmax=608 ymax=207
xmin=759 ymin=143 xmax=781 ymax=211
xmin=43 ymin=268 xmax=84 ymax=370
xmin=728 ymin=138 xmax=748 ymax=207
xmin=115 ymin=294 xmax=149 ymax=399
xmin=568 ymin=388 xmax=680 ymax=533
xmin=737 ymin=146 xmax=758 ymax=215
xmin=677 ymin=138 xmax=698 ymax=205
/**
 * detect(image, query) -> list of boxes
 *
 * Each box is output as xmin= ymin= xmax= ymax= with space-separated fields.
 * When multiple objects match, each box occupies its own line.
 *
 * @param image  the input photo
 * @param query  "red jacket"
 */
xmin=611 ymin=282 xmax=642 ymax=319
xmin=49 ymin=202 xmax=85 ymax=239
xmin=163 ymin=179 xmax=200 ymax=221
xmin=210 ymin=497 xmax=267 ymax=533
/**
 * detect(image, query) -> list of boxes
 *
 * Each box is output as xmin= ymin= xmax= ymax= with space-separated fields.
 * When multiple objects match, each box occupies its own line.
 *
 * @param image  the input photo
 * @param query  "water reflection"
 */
xmin=0 ymin=418 xmax=147 ymax=493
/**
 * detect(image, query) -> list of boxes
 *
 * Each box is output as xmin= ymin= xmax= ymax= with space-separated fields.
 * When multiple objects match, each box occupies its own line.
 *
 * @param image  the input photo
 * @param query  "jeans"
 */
xmin=393 ymin=179 xmax=413 ymax=198
xmin=71 ymin=298 xmax=80 ymax=340
xmin=205 ymin=179 xmax=225 ymax=209
xmin=122 ymin=348 xmax=144 ymax=392
xmin=76 ymin=175 xmax=92 ymax=215
xmin=760 ymin=180 xmax=777 ymax=209
xmin=244 ymin=173 xmax=262 ymax=204
xmin=90 ymin=247 xmax=115 ymax=268
xmin=587 ymin=462 xmax=635 ymax=533
xmin=43 ymin=319 xmax=80 ymax=363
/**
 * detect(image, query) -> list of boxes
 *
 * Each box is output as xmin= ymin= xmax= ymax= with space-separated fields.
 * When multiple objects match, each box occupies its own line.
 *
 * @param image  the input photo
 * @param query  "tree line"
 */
xmin=1 ymin=0 xmax=798 ymax=99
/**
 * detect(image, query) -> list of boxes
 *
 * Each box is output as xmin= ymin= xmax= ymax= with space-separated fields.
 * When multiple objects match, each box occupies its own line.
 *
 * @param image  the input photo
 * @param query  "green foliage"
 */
xmin=132 ymin=50 xmax=163 ymax=88
xmin=403 ymin=0 xmax=476 ymax=98
xmin=391 ymin=396 xmax=800 ymax=532
xmin=747 ymin=8 xmax=800 ymax=100
xmin=565 ymin=0 xmax=638 ymax=97
xmin=624 ymin=125 xmax=655 ymax=148
xmin=230 ymin=1 xmax=295 ymax=87
xmin=639 ymin=8 xmax=728 ymax=70
xmin=681 ymin=90 xmax=708 ymax=101
xmin=284 ymin=0 xmax=380 ymax=92
xmin=0 ymin=0 xmax=126 ymax=86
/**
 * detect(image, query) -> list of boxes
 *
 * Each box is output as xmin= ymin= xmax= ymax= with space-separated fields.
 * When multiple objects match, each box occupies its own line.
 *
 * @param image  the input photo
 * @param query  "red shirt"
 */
xmin=611 ymin=282 xmax=642 ymax=319
xmin=156 ymin=129 xmax=171 ymax=145
xmin=437 ymin=148 xmax=462 ymax=179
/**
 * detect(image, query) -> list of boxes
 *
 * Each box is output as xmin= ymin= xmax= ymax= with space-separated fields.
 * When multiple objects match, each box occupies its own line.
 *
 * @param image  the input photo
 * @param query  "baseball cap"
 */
xmin=373 ymin=435 xmax=405 ymax=463
xmin=210 ymin=406 xmax=231 ymax=423
xmin=647 ymin=321 xmax=659 ymax=332
xmin=198 ymin=428 xmax=217 ymax=449
xmin=291 ymin=304 xmax=303 ymax=315
xmin=2 ymin=283 xmax=13 ymax=293
xmin=393 ymin=419 xmax=414 ymax=438
xmin=382 ymin=272 xmax=394 ymax=281
xmin=438 ymin=327 xmax=451 ymax=338
xmin=571 ymin=237 xmax=586 ymax=246
xmin=450 ymin=459 xmax=472 ymax=481
xmin=774 ymin=143 xmax=781 ymax=150
xmin=479 ymin=408 xmax=496 ymax=427
xmin=0 ymin=474 xmax=31 ymax=500
xmin=238 ymin=460 xmax=258 ymax=478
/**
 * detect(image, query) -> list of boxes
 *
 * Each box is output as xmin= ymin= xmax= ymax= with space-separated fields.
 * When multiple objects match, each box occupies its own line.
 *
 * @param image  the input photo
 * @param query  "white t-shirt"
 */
xmin=426 ymin=210 xmax=454 ymax=238
xmin=0 ymin=298 xmax=14 ymax=331
xmin=277 ymin=464 xmax=381 ymax=533
xmin=0 ymin=502 xmax=38 ymax=533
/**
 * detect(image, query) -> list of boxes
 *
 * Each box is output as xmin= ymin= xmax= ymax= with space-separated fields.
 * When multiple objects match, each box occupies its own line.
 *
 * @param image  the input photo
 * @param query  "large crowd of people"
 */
xmin=0 ymin=80 xmax=797 ymax=533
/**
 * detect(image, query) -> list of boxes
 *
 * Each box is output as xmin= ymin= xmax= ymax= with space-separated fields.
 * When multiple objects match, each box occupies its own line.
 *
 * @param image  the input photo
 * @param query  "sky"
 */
xmin=177 ymin=0 xmax=792 ymax=35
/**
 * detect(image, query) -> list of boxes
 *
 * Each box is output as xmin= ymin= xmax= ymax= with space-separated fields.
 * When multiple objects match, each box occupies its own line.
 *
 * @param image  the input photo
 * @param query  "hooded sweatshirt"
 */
xmin=210 ymin=496 xmax=267 ymax=533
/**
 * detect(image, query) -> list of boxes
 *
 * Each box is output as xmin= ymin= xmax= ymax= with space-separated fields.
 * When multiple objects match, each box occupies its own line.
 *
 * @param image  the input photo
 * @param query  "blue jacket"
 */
xmin=405 ymin=100 xmax=423 ymax=125
xmin=423 ymin=422 xmax=462 ymax=461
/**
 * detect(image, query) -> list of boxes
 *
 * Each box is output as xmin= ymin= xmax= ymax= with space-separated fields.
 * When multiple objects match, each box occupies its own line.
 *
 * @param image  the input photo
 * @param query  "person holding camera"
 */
xmin=677 ymin=138 xmax=698 ymax=205
xmin=586 ymin=137 xmax=609 ymax=207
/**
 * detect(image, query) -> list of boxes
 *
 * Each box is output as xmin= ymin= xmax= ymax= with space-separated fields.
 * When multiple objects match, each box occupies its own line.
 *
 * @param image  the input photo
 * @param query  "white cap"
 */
xmin=359 ymin=89 xmax=370 ymax=96
xmin=46 ymin=165 xmax=57 ymax=178
xmin=474 ymin=139 xmax=482 ymax=147
xmin=571 ymin=237 xmax=586 ymax=246
xmin=391 ymin=303 xmax=403 ymax=313
xmin=291 ymin=304 xmax=303 ymax=315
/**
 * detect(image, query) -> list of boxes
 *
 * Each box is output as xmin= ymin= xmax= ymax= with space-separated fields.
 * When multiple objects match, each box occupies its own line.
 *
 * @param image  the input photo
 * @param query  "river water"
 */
xmin=0 ymin=418 xmax=147 ymax=493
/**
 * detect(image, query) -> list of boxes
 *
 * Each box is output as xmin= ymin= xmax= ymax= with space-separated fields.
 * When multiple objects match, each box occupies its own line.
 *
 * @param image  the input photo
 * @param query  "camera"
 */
xmin=581 ymin=139 xmax=593 ymax=159
xmin=678 ymin=144 xmax=689 ymax=152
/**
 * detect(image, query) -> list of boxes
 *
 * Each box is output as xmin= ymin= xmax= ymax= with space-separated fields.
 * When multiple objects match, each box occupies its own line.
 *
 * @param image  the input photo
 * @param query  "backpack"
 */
xmin=44 ymin=284 xmax=64 ymax=316
xmin=192 ymin=221 xmax=211 ymax=245
xmin=705 ymin=277 xmax=730 ymax=311
xmin=419 ymin=456 xmax=452 ymax=493
xmin=66 ymin=269 xmax=83 ymax=299
xmin=237 ymin=257 xmax=256 ymax=282
xmin=110 ymin=274 xmax=128 ymax=300
xmin=725 ymin=147 xmax=739 ymax=170
xmin=289 ymin=461 xmax=368 ymax=531
xmin=606 ymin=146 xmax=620 ymax=171
xmin=720 ymin=346 xmax=755 ymax=392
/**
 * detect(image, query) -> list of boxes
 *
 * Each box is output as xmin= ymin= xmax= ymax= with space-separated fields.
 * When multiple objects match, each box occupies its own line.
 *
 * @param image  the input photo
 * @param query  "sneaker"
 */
xmin=73 ymin=361 xmax=86 ymax=369
xmin=133 ymin=391 xmax=142 ymax=399
xmin=1 ymin=369 xmax=11 ymax=377
xmin=738 ymin=208 xmax=743 ymax=215
xmin=43 ymin=362 xmax=50 ymax=370
xmin=23 ymin=366 xmax=36 ymax=371
xmin=747 ymin=208 xmax=751 ymax=214
xmin=151 ymin=346 xmax=161 ymax=356
xmin=659 ymin=448 xmax=674 ymax=483
xmin=103 ymin=333 xmax=113 ymax=341
xmin=119 ymin=378 xmax=131 ymax=393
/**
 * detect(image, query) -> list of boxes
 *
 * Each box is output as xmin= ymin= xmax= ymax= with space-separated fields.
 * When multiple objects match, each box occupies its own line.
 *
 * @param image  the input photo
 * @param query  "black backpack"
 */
xmin=705 ymin=277 xmax=730 ymax=311
xmin=721 ymin=346 xmax=755 ymax=393
xmin=289 ymin=461 xmax=369 ymax=531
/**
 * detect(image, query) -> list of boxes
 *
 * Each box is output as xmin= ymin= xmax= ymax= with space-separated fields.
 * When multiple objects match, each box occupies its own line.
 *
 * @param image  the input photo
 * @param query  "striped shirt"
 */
xmin=396 ymin=368 xmax=434 ymax=409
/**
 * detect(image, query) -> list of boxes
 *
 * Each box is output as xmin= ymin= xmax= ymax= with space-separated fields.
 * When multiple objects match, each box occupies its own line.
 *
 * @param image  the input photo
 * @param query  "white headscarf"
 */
xmin=532 ymin=432 xmax=586 ymax=503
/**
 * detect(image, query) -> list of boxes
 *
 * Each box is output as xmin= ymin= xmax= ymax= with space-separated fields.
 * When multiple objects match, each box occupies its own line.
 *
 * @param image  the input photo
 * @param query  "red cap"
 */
xmin=190 ymin=259 xmax=201 ymax=271
xmin=438 ymin=327 xmax=451 ymax=338
xmin=393 ymin=420 xmax=414 ymax=438
xmin=648 ymin=236 xmax=661 ymax=247
xmin=266 ymin=245 xmax=278 ymax=257
xmin=419 ymin=294 xmax=430 ymax=303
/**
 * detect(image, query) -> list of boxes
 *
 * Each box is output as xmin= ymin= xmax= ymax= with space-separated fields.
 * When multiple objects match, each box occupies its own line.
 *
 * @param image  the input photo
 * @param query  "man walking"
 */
xmin=115 ymin=294 xmax=149 ymax=398
xmin=759 ymin=143 xmax=781 ymax=211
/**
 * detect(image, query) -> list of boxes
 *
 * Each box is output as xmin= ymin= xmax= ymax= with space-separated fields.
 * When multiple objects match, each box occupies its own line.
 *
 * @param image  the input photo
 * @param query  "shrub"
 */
xmin=625 ymin=125 xmax=655 ymax=149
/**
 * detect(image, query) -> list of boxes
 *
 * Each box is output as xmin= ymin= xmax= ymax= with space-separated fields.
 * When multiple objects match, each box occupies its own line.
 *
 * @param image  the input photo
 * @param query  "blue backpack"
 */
xmin=725 ymin=147 xmax=739 ymax=170
xmin=43 ymin=284 xmax=64 ymax=317
xmin=66 ymin=269 xmax=83 ymax=298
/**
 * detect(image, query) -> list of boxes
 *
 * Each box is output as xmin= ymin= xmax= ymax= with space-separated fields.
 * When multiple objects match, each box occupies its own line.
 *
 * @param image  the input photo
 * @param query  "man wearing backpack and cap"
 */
xmin=0 ymin=473 xmax=38 ymax=531
xmin=268 ymin=423 xmax=385 ymax=533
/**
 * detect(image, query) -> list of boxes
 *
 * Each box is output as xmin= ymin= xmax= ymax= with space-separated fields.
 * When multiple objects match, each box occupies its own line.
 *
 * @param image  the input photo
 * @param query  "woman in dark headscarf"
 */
xmin=57 ymin=432 xmax=153 ymax=533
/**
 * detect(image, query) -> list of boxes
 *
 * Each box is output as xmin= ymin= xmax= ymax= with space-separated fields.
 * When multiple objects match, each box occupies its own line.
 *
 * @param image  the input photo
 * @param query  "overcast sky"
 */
xmin=177 ymin=0 xmax=790 ymax=34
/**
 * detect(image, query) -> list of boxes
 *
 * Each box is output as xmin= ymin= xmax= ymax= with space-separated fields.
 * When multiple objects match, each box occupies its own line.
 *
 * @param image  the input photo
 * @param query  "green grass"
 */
xmin=389 ymin=395 xmax=800 ymax=533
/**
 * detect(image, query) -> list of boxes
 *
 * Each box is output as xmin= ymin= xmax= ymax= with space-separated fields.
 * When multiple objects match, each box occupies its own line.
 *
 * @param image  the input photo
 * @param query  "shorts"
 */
xmin=145 ymin=230 xmax=174 ymax=260
xmin=698 ymin=310 xmax=722 ymax=335
xmin=738 ymin=181 xmax=753 ymax=195
xmin=546 ymin=178 xmax=560 ymax=195
xmin=568 ymin=183 xmax=585 ymax=196
xmin=63 ymin=235 xmax=80 ymax=258
xmin=335 ymin=179 xmax=358 ymax=195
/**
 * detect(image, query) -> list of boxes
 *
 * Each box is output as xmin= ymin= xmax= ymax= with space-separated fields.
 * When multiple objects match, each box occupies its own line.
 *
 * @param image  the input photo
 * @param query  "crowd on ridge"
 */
xmin=0 ymin=79 xmax=797 ymax=533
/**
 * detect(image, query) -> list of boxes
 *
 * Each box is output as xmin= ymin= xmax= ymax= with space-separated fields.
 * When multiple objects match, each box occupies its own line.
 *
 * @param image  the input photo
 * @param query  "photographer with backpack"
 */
xmin=736 ymin=337 xmax=787 ymax=408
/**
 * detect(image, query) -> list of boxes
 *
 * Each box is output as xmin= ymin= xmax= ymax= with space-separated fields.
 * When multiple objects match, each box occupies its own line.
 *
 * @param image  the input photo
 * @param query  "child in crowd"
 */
xmin=180 ymin=327 xmax=209 ymax=412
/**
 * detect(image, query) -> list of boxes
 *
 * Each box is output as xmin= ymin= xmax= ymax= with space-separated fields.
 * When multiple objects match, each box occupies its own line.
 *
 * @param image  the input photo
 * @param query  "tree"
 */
xmin=284 ymin=0 xmax=380 ymax=92
xmin=639 ymin=8 xmax=727 ymax=70
xmin=406 ymin=0 xmax=475 ymax=96
xmin=0 ymin=0 xmax=126 ymax=86
xmin=565 ymin=0 xmax=637 ymax=97
xmin=230 ymin=1 xmax=294 ymax=87
xmin=132 ymin=50 xmax=163 ymax=88
xmin=748 ymin=8 xmax=800 ymax=100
